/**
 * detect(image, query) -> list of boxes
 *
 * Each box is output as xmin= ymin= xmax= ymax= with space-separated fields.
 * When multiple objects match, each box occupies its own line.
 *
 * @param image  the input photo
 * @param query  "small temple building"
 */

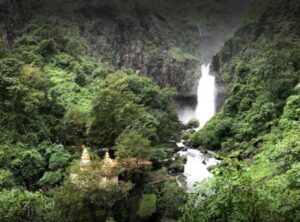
xmin=100 ymin=151 xmax=118 ymax=184
xmin=71 ymin=145 xmax=152 ymax=187
xmin=80 ymin=146 xmax=91 ymax=171
xmin=71 ymin=146 xmax=119 ymax=186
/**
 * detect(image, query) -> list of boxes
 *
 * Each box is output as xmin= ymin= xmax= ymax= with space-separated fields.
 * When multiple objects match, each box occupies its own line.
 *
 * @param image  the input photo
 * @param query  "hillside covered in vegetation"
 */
xmin=184 ymin=0 xmax=300 ymax=221
xmin=0 ymin=0 xmax=299 ymax=221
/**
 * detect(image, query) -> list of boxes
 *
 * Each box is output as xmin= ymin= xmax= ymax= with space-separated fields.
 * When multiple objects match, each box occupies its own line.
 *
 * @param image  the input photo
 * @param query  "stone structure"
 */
xmin=100 ymin=151 xmax=118 ymax=184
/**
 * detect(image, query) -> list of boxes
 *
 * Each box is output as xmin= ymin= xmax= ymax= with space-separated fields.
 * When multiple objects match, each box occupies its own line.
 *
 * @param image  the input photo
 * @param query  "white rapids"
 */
xmin=178 ymin=149 xmax=220 ymax=190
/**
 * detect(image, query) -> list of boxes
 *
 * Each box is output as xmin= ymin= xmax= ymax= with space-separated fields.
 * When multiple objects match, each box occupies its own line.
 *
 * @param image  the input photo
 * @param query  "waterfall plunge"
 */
xmin=175 ymin=64 xmax=219 ymax=190
xmin=195 ymin=64 xmax=216 ymax=128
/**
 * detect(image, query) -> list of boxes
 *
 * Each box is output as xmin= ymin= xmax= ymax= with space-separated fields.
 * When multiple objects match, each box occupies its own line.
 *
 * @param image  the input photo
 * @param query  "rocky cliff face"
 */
xmin=211 ymin=0 xmax=300 ymax=110
xmin=0 ymin=0 xmax=31 ymax=47
xmin=1 ymin=0 xmax=251 ymax=97
xmin=211 ymin=22 xmax=259 ymax=110
xmin=76 ymin=2 xmax=200 ymax=95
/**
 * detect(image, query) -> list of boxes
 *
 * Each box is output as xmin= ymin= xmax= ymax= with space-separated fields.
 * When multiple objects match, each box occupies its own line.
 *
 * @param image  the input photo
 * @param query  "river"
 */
xmin=177 ymin=63 xmax=219 ymax=189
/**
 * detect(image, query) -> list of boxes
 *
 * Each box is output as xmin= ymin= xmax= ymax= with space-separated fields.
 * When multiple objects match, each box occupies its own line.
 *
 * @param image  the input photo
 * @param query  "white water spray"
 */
xmin=195 ymin=64 xmax=216 ymax=128
xmin=178 ymin=149 xmax=220 ymax=190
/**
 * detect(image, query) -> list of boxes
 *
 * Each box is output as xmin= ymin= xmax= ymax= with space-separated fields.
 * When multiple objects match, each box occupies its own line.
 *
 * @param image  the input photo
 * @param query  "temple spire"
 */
xmin=104 ymin=151 xmax=113 ymax=166
xmin=80 ymin=146 xmax=91 ymax=170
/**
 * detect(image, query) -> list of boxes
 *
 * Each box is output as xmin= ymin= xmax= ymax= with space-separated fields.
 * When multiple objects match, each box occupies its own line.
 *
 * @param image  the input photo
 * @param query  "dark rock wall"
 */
xmin=1 ymin=0 xmax=251 ymax=97
xmin=212 ymin=23 xmax=259 ymax=110
xmin=0 ymin=0 xmax=31 ymax=48
xmin=70 ymin=0 xmax=201 ymax=96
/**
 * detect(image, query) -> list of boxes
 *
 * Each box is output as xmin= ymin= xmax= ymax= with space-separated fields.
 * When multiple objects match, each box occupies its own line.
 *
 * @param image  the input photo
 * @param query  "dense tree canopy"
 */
xmin=0 ymin=13 xmax=181 ymax=221
xmin=88 ymin=71 xmax=179 ymax=147
xmin=0 ymin=0 xmax=299 ymax=221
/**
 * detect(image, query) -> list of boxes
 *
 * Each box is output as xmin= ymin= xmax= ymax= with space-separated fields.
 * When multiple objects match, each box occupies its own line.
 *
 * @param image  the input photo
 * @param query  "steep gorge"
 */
xmin=1 ymin=0 xmax=300 ymax=221
xmin=0 ymin=0 xmax=250 ymax=97
xmin=190 ymin=0 xmax=300 ymax=155
xmin=212 ymin=0 xmax=300 ymax=109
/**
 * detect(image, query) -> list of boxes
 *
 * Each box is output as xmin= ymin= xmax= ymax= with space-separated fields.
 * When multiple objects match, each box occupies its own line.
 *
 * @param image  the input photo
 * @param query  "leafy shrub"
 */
xmin=150 ymin=148 xmax=167 ymax=168
xmin=38 ymin=38 xmax=58 ymax=57
xmin=182 ymin=131 xmax=192 ymax=140
xmin=75 ymin=72 xmax=87 ymax=86
xmin=0 ymin=58 xmax=22 ymax=78
xmin=38 ymin=171 xmax=63 ymax=187
xmin=138 ymin=194 xmax=157 ymax=219
xmin=51 ymin=53 xmax=74 ymax=69
xmin=189 ymin=114 xmax=234 ymax=149
xmin=284 ymin=96 xmax=300 ymax=122
xmin=0 ymin=189 xmax=53 ymax=222
xmin=116 ymin=130 xmax=153 ymax=160
xmin=0 ymin=169 xmax=15 ymax=189
xmin=62 ymin=107 xmax=87 ymax=144
xmin=269 ymin=130 xmax=300 ymax=172
xmin=143 ymin=182 xmax=186 ymax=219
xmin=187 ymin=118 xmax=199 ymax=128
xmin=0 ymin=40 xmax=7 ymax=58
xmin=93 ymin=66 xmax=110 ymax=79
xmin=0 ymin=147 xmax=9 ymax=168
xmin=12 ymin=149 xmax=46 ymax=188
xmin=49 ymin=149 xmax=71 ymax=170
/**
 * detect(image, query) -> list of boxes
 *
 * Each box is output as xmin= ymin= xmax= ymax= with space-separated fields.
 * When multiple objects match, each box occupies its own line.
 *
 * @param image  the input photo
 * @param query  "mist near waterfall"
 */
xmin=176 ymin=64 xmax=216 ymax=127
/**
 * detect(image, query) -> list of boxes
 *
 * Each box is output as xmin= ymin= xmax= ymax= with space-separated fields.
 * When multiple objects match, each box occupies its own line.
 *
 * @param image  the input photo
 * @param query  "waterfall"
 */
xmin=175 ymin=64 xmax=219 ymax=190
xmin=195 ymin=64 xmax=216 ymax=128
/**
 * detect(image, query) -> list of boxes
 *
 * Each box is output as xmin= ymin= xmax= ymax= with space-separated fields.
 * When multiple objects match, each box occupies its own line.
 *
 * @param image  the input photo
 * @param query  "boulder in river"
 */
xmin=175 ymin=155 xmax=187 ymax=164
xmin=163 ymin=157 xmax=176 ymax=166
xmin=168 ymin=162 xmax=184 ymax=173
xmin=198 ymin=147 xmax=208 ymax=154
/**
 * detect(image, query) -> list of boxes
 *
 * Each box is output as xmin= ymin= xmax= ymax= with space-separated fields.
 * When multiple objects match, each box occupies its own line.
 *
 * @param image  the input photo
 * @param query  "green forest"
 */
xmin=0 ymin=0 xmax=299 ymax=221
